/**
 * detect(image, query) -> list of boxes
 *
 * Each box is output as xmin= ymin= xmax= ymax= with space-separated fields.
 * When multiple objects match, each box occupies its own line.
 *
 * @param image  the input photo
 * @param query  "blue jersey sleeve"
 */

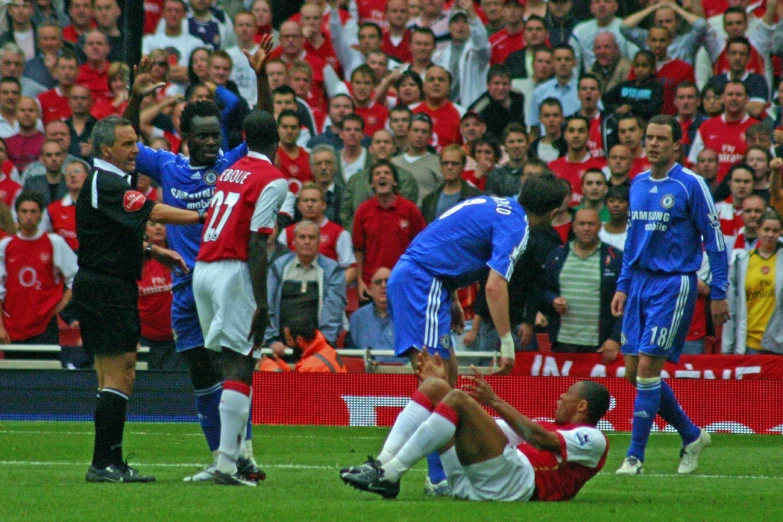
xmin=223 ymin=141 xmax=248 ymax=166
xmin=487 ymin=206 xmax=529 ymax=281
xmin=690 ymin=174 xmax=728 ymax=300
xmin=134 ymin=142 xmax=176 ymax=184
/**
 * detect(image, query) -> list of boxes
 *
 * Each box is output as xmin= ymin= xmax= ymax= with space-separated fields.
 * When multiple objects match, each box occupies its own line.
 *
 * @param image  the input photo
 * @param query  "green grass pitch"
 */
xmin=1 ymin=422 xmax=781 ymax=522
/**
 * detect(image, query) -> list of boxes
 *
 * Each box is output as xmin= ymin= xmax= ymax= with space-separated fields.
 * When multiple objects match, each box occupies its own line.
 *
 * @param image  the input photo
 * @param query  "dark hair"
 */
xmin=369 ymin=158 xmax=400 ymax=189
xmin=618 ymin=113 xmax=646 ymax=131
xmin=648 ymin=114 xmax=682 ymax=143
xmin=396 ymin=70 xmax=424 ymax=97
xmin=518 ymin=172 xmax=568 ymax=216
xmin=745 ymin=145 xmax=771 ymax=163
xmin=186 ymin=46 xmax=211 ymax=85
xmin=471 ymin=135 xmax=502 ymax=162
xmin=180 ymin=101 xmax=222 ymax=136
xmin=525 ymin=14 xmax=546 ymax=26
xmin=565 ymin=115 xmax=590 ymax=130
xmin=410 ymin=26 xmax=436 ymax=44
xmin=552 ymin=43 xmax=575 ymax=56
xmin=277 ymin=108 xmax=301 ymax=125
xmin=341 ymin=113 xmax=365 ymax=131
xmin=607 ymin=184 xmax=630 ymax=201
xmin=746 ymin=123 xmax=771 ymax=142
xmin=330 ymin=93 xmax=356 ymax=111
xmin=14 ymin=190 xmax=46 ymax=213
xmin=540 ymin=96 xmax=563 ymax=113
xmin=724 ymin=6 xmax=747 ymax=20
xmin=726 ymin=35 xmax=752 ymax=54
xmin=727 ymin=162 xmax=755 ymax=181
xmin=389 ymin=104 xmax=412 ymax=117
xmin=359 ymin=21 xmax=382 ymax=39
xmin=184 ymin=81 xmax=212 ymax=102
xmin=351 ymin=63 xmax=376 ymax=82
xmin=675 ymin=80 xmax=699 ymax=96
xmin=759 ymin=209 xmax=783 ymax=228
xmin=581 ymin=168 xmax=606 ymax=185
xmin=284 ymin=315 xmax=317 ymax=343
xmin=0 ymin=76 xmax=21 ymax=89
xmin=244 ymin=109 xmax=279 ymax=152
xmin=272 ymin=84 xmax=296 ymax=99
xmin=722 ymin=79 xmax=747 ymax=96
xmin=578 ymin=381 xmax=611 ymax=425
xmin=525 ymin=157 xmax=548 ymax=171
xmin=578 ymin=73 xmax=602 ymax=91
xmin=502 ymin=122 xmax=527 ymax=142
xmin=487 ymin=64 xmax=510 ymax=83
xmin=633 ymin=49 xmax=657 ymax=69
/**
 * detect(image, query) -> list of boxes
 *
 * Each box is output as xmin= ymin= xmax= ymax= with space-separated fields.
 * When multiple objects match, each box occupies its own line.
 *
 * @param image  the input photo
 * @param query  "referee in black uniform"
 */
xmin=75 ymin=116 xmax=204 ymax=483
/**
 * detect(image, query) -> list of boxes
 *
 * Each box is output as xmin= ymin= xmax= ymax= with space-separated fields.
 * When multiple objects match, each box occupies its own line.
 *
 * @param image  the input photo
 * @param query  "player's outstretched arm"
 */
xmin=247 ymin=232 xmax=270 ymax=347
xmin=245 ymin=34 xmax=275 ymax=113
xmin=485 ymin=269 xmax=514 ymax=374
xmin=148 ymin=202 xmax=202 ymax=226
xmin=463 ymin=366 xmax=560 ymax=451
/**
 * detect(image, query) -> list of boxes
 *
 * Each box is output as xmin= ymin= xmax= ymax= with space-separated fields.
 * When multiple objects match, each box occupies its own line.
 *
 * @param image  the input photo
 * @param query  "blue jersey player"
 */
xmin=609 ymin=115 xmax=729 ymax=476
xmin=123 ymin=38 xmax=276 ymax=482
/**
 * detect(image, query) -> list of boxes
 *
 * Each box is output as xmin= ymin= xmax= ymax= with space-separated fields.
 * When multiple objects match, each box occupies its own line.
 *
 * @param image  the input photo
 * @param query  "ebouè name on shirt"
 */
xmin=219 ymin=169 xmax=253 ymax=184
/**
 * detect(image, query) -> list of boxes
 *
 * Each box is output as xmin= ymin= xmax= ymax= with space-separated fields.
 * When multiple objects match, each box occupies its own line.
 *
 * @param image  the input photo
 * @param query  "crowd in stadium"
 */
xmin=1 ymin=0 xmax=783 ymax=371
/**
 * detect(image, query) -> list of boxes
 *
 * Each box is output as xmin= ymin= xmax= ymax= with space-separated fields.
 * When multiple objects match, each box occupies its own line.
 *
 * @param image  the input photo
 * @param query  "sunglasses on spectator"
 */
xmin=152 ymin=61 xmax=168 ymax=67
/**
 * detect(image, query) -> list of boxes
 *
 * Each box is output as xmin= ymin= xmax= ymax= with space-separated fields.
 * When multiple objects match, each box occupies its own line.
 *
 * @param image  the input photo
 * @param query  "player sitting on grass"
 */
xmin=341 ymin=349 xmax=611 ymax=501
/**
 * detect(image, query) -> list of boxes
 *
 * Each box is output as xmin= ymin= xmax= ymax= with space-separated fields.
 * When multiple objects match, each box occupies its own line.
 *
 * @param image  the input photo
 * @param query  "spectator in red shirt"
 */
xmin=0 ymin=137 xmax=22 ymax=203
xmin=382 ymin=0 xmax=412 ymax=63
xmin=138 ymin=220 xmax=180 ymax=370
xmin=489 ymin=0 xmax=525 ymax=65
xmin=6 ymin=97 xmax=44 ymax=172
xmin=275 ymin=109 xmax=312 ymax=195
xmin=616 ymin=114 xmax=650 ymax=178
xmin=47 ymin=159 xmax=88 ymax=252
xmin=0 ymin=191 xmax=78 ymax=347
xmin=642 ymin=26 xmax=695 ymax=116
xmin=353 ymin=159 xmax=426 ymax=298
xmin=63 ymin=0 xmax=96 ymax=44
xmin=548 ymin=116 xmax=606 ymax=206
xmin=352 ymin=65 xmax=389 ymax=137
xmin=37 ymin=51 xmax=79 ymax=125
xmin=76 ymin=29 xmax=112 ymax=101
xmin=675 ymin=81 xmax=708 ymax=158
xmin=413 ymin=65 xmax=465 ymax=151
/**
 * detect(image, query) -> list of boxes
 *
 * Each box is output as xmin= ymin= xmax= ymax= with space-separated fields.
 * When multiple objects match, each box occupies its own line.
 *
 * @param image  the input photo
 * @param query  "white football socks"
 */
xmin=378 ymin=394 xmax=433 ymax=465
xmin=216 ymin=386 xmax=251 ymax=475
xmin=383 ymin=412 xmax=455 ymax=482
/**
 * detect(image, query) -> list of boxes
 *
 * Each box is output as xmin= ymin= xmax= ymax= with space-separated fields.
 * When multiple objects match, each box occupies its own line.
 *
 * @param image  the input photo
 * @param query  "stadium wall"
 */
xmin=1 ymin=363 xmax=783 ymax=434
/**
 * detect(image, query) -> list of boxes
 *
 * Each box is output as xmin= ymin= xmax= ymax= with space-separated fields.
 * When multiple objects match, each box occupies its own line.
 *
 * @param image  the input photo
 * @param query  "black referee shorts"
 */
xmin=72 ymin=270 xmax=140 ymax=356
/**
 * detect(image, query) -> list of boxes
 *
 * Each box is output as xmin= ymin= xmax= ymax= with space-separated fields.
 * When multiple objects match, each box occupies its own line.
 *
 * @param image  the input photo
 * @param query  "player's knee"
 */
xmin=182 ymin=347 xmax=221 ymax=389
xmin=419 ymin=377 xmax=451 ymax=403
xmin=221 ymin=350 xmax=255 ymax=385
xmin=624 ymin=371 xmax=637 ymax=386
xmin=442 ymin=388 xmax=470 ymax=410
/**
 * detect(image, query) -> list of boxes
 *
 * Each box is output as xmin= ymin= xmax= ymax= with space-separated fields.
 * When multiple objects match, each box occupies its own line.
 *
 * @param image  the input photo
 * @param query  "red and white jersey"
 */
xmin=518 ymin=422 xmax=608 ymax=502
xmin=382 ymin=29 xmax=412 ymax=63
xmin=279 ymin=217 xmax=356 ymax=268
xmin=37 ymin=87 xmax=71 ymax=125
xmin=0 ymin=232 xmax=78 ymax=341
xmin=586 ymin=113 xmax=604 ymax=159
xmin=548 ymin=153 xmax=607 ymax=206
xmin=47 ymin=194 xmax=78 ymax=252
xmin=688 ymin=114 xmax=758 ymax=183
xmin=489 ymin=28 xmax=524 ymax=65
xmin=713 ymin=44 xmax=766 ymax=78
xmin=0 ymin=172 xmax=22 ymax=208
xmin=276 ymin=146 xmax=312 ymax=195
xmin=413 ymin=101 xmax=465 ymax=151
xmin=355 ymin=102 xmax=390 ymax=137
xmin=357 ymin=0 xmax=387 ymax=26
xmin=197 ymin=152 xmax=287 ymax=263
xmin=629 ymin=154 xmax=652 ymax=179
xmin=715 ymin=196 xmax=744 ymax=244
xmin=138 ymin=257 xmax=173 ymax=341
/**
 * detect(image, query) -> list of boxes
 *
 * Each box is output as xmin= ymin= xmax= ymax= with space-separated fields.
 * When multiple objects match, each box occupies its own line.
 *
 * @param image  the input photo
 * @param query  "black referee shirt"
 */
xmin=76 ymin=159 xmax=156 ymax=280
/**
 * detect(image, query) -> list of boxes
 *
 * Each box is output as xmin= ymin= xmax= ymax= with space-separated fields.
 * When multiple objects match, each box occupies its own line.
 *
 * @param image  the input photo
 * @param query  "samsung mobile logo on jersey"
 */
xmin=631 ymin=210 xmax=671 ymax=231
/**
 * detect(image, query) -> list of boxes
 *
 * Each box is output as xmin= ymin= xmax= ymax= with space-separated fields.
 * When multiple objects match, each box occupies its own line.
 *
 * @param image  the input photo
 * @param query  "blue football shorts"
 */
xmin=171 ymin=282 xmax=206 ymax=352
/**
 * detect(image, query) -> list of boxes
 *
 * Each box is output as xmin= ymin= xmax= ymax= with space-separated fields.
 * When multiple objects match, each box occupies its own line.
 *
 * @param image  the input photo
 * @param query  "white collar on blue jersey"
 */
xmin=93 ymin=158 xmax=130 ymax=179
xmin=247 ymin=151 xmax=271 ymax=163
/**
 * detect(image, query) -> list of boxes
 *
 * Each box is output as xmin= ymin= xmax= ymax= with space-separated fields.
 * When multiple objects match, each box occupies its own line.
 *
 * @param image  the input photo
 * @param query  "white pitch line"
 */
xmin=0 ymin=461 xmax=780 ymax=480
xmin=0 ymin=430 xmax=384 ymax=440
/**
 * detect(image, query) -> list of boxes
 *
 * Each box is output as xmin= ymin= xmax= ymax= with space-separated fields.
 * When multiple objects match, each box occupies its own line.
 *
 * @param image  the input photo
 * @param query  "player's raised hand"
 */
xmin=415 ymin=347 xmax=447 ymax=381
xmin=131 ymin=57 xmax=166 ymax=99
xmin=244 ymin=34 xmax=275 ymax=76
xmin=611 ymin=291 xmax=627 ymax=317
xmin=493 ymin=356 xmax=514 ymax=375
xmin=463 ymin=366 xmax=498 ymax=406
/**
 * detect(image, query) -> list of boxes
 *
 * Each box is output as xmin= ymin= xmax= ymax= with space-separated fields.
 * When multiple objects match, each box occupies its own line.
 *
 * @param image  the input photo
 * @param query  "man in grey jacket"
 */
xmin=265 ymin=220 xmax=346 ymax=356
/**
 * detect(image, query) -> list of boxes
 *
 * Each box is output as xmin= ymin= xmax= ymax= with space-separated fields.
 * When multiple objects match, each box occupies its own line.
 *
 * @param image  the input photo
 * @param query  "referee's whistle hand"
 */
xmin=611 ymin=291 xmax=627 ymax=317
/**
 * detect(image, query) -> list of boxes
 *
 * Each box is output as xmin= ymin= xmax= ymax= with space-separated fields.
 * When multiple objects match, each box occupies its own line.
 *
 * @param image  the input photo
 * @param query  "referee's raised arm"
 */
xmin=73 ymin=115 xmax=206 ymax=484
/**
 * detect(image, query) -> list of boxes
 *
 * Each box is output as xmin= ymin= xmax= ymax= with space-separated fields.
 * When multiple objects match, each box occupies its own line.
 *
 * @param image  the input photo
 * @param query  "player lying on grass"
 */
xmin=341 ymin=349 xmax=611 ymax=501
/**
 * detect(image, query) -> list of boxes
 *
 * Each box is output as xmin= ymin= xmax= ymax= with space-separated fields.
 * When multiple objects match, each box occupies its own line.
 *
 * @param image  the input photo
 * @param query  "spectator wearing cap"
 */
xmin=467 ymin=65 xmax=525 ymax=141
xmin=458 ymin=111 xmax=486 ymax=168
xmin=433 ymin=1 xmax=490 ymax=108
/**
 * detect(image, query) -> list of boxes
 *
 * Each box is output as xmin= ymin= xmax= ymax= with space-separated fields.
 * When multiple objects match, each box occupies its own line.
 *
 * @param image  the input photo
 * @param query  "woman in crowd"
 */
xmin=187 ymin=47 xmax=212 ymax=86
xmin=602 ymin=50 xmax=663 ymax=121
xmin=723 ymin=210 xmax=783 ymax=355
xmin=700 ymin=83 xmax=724 ymax=118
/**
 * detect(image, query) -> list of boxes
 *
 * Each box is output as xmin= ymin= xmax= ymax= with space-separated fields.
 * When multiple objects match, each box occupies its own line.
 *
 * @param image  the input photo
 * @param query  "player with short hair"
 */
xmin=608 ymin=115 xmax=728 ymax=476
xmin=193 ymin=109 xmax=287 ymax=486
xmin=122 ymin=36 xmax=277 ymax=482
xmin=341 ymin=350 xmax=611 ymax=501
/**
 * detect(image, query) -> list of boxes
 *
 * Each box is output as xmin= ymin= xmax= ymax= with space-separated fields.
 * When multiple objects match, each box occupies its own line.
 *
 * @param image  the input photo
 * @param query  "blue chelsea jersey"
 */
xmin=617 ymin=163 xmax=728 ymax=300
xmin=134 ymin=142 xmax=248 ymax=288
xmin=401 ymin=196 xmax=529 ymax=290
